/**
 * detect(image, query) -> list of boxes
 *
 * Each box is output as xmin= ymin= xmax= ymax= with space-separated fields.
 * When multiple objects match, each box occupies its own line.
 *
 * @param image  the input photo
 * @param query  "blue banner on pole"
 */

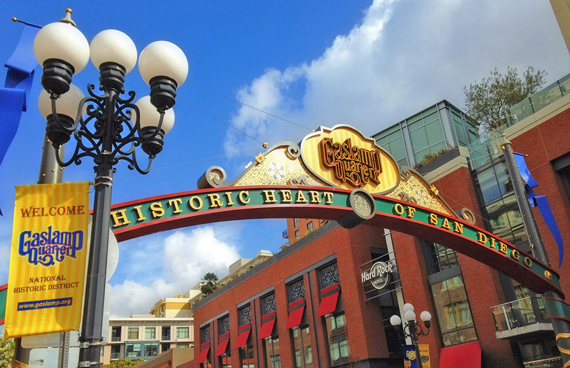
xmin=0 ymin=24 xmax=40 ymax=216
xmin=514 ymin=152 xmax=565 ymax=268
xmin=403 ymin=345 xmax=419 ymax=368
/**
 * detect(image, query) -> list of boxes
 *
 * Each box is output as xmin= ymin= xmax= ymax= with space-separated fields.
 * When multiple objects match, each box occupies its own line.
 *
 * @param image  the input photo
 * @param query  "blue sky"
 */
xmin=1 ymin=0 xmax=569 ymax=317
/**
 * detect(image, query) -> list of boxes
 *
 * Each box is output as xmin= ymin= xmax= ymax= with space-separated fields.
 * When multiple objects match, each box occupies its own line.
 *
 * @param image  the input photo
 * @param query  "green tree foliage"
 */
xmin=464 ymin=66 xmax=547 ymax=132
xmin=102 ymin=358 xmax=145 ymax=368
xmin=0 ymin=337 xmax=14 ymax=368
xmin=200 ymin=272 xmax=220 ymax=295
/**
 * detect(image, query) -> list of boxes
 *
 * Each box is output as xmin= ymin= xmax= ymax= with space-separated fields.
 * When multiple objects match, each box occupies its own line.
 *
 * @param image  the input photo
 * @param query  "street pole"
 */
xmin=33 ymin=11 xmax=188 ymax=366
xmin=501 ymin=134 xmax=570 ymax=365
xmin=12 ymin=135 xmax=64 ymax=366
xmin=78 ymin=88 xmax=116 ymax=366
xmin=407 ymin=320 xmax=423 ymax=368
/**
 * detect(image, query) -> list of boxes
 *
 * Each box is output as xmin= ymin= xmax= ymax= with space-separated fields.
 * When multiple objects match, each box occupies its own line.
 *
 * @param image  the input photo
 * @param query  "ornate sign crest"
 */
xmin=301 ymin=125 xmax=400 ymax=194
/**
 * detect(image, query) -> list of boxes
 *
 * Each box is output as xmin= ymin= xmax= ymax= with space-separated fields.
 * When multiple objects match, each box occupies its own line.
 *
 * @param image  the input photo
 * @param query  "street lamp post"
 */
xmin=390 ymin=303 xmax=432 ymax=368
xmin=33 ymin=10 xmax=188 ymax=367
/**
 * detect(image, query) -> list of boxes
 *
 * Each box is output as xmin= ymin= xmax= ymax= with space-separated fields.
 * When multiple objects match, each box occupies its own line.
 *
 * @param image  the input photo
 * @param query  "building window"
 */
xmin=177 ymin=327 xmax=189 ymax=339
xmin=295 ymin=230 xmax=300 ymax=239
xmin=325 ymin=313 xmax=349 ymax=365
xmin=240 ymin=345 xmax=254 ymax=368
xmin=305 ymin=346 xmax=313 ymax=364
xmin=144 ymin=342 xmax=159 ymax=357
xmin=128 ymin=327 xmax=139 ymax=340
xmin=375 ymin=124 xmax=409 ymax=167
xmin=218 ymin=315 xmax=231 ymax=368
xmin=178 ymin=343 xmax=190 ymax=348
xmin=294 ymin=218 xmax=299 ymax=227
xmin=125 ymin=342 xmax=142 ymax=358
xmin=425 ymin=242 xmax=459 ymax=273
xmin=162 ymin=326 xmax=171 ymax=340
xmin=291 ymin=327 xmax=313 ymax=368
xmin=161 ymin=343 xmax=170 ymax=353
xmin=264 ymin=337 xmax=280 ymax=368
xmin=431 ymin=276 xmax=478 ymax=346
xmin=407 ymin=107 xmax=446 ymax=165
xmin=307 ymin=222 xmax=313 ymax=232
xmin=111 ymin=327 xmax=121 ymax=342
xmin=145 ymin=327 xmax=155 ymax=340
xmin=111 ymin=345 xmax=120 ymax=360
xmin=220 ymin=355 xmax=231 ymax=368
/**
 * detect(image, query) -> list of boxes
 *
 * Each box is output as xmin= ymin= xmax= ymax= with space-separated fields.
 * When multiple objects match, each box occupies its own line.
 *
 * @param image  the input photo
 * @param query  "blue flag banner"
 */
xmin=5 ymin=24 xmax=40 ymax=75
xmin=403 ymin=345 xmax=419 ymax=368
xmin=0 ymin=24 xmax=40 ymax=216
xmin=514 ymin=152 xmax=565 ymax=268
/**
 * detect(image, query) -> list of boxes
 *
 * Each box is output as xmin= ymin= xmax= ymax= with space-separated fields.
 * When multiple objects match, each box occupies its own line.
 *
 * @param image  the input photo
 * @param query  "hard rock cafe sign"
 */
xmin=361 ymin=261 xmax=395 ymax=290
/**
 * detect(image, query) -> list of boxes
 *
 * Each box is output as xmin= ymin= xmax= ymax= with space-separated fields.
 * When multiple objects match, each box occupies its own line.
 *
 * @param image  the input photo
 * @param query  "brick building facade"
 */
xmin=189 ymin=86 xmax=570 ymax=368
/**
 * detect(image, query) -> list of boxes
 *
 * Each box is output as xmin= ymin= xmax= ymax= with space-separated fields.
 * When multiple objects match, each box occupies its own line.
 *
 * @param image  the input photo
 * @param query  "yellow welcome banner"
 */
xmin=5 ymin=183 xmax=89 ymax=338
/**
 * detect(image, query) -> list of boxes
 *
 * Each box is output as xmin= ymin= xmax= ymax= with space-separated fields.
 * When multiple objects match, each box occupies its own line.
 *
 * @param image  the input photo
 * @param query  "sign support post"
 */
xmin=501 ymin=134 xmax=570 ymax=365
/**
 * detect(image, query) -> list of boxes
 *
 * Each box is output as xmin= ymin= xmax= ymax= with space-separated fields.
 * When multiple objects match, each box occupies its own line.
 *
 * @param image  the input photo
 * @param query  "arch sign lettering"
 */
xmin=110 ymin=125 xmax=562 ymax=297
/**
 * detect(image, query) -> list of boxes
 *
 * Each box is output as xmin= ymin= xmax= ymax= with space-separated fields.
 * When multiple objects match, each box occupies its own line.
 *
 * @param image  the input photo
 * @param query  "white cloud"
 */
xmin=224 ymin=0 xmax=570 ymax=152
xmin=108 ymin=225 xmax=240 ymax=317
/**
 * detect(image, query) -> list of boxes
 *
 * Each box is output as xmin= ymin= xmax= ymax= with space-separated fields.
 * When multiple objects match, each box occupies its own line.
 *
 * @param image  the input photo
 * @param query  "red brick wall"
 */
xmin=193 ymin=224 xmax=392 ymax=367
xmin=286 ymin=218 xmax=327 ymax=245
xmin=391 ymin=230 xmax=443 ymax=367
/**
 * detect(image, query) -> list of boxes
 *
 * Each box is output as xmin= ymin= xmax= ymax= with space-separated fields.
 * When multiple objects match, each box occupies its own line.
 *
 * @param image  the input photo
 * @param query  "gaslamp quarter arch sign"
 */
xmin=109 ymin=125 xmax=562 ymax=297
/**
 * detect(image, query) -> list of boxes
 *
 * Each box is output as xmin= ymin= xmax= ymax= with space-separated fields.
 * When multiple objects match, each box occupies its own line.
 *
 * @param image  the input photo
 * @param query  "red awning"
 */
xmin=258 ymin=318 xmax=276 ymax=340
xmin=286 ymin=303 xmax=305 ymax=329
xmin=196 ymin=347 xmax=210 ymax=364
xmin=440 ymin=341 xmax=481 ymax=368
xmin=215 ymin=333 xmax=230 ymax=357
xmin=317 ymin=286 xmax=340 ymax=317
xmin=234 ymin=328 xmax=251 ymax=349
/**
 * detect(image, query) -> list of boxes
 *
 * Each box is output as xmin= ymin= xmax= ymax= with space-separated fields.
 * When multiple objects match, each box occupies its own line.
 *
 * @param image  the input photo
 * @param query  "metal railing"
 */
xmin=508 ymin=73 xmax=570 ymax=125
xmin=111 ymin=352 xmax=121 ymax=360
xmin=466 ymin=72 xmax=570 ymax=171
xmin=491 ymin=297 xmax=548 ymax=332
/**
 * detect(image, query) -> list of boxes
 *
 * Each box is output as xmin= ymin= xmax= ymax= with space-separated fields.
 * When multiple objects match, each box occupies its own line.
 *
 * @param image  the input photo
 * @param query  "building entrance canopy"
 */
xmin=108 ymin=125 xmax=562 ymax=297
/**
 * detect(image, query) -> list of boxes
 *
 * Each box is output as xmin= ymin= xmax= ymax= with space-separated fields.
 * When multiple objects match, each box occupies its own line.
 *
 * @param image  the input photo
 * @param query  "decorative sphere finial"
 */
xmin=59 ymin=8 xmax=76 ymax=27
xmin=12 ymin=17 xmax=17 ymax=22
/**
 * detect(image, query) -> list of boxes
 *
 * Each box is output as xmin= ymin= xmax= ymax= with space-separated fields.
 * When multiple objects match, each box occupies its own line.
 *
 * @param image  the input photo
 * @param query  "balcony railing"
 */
xmin=111 ymin=352 xmax=121 ymax=360
xmin=111 ymin=336 xmax=120 ymax=342
xmin=491 ymin=297 xmax=549 ymax=334
xmin=507 ymin=73 xmax=570 ymax=125
xmin=467 ymin=72 xmax=570 ymax=171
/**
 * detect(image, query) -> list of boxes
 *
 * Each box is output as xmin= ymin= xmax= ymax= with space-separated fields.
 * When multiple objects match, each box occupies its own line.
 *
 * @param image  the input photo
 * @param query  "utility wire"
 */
xmin=187 ymin=80 xmax=314 ymax=132
xmin=177 ymin=95 xmax=264 ymax=145
xmin=115 ymin=133 xmax=309 ymax=178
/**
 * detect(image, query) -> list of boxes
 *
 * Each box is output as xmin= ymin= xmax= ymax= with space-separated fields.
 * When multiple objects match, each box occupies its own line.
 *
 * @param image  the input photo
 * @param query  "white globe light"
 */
xmin=420 ymin=311 xmax=432 ymax=322
xmin=38 ymin=84 xmax=84 ymax=119
xmin=138 ymin=41 xmax=188 ymax=86
xmin=33 ymin=22 xmax=90 ymax=74
xmin=134 ymin=95 xmax=175 ymax=134
xmin=404 ymin=310 xmax=416 ymax=322
xmin=403 ymin=303 xmax=414 ymax=313
xmin=90 ymin=29 xmax=137 ymax=73
xmin=390 ymin=315 xmax=401 ymax=327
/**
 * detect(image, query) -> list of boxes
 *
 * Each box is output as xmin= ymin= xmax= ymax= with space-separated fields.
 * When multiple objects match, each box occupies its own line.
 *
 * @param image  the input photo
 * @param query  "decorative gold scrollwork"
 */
xmin=457 ymin=208 xmax=476 ymax=225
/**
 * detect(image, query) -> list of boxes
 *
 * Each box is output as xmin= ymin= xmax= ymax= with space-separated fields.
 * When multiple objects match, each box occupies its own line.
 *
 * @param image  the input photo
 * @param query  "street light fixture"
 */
xmin=34 ymin=9 xmax=188 ymax=367
xmin=390 ymin=303 xmax=432 ymax=368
